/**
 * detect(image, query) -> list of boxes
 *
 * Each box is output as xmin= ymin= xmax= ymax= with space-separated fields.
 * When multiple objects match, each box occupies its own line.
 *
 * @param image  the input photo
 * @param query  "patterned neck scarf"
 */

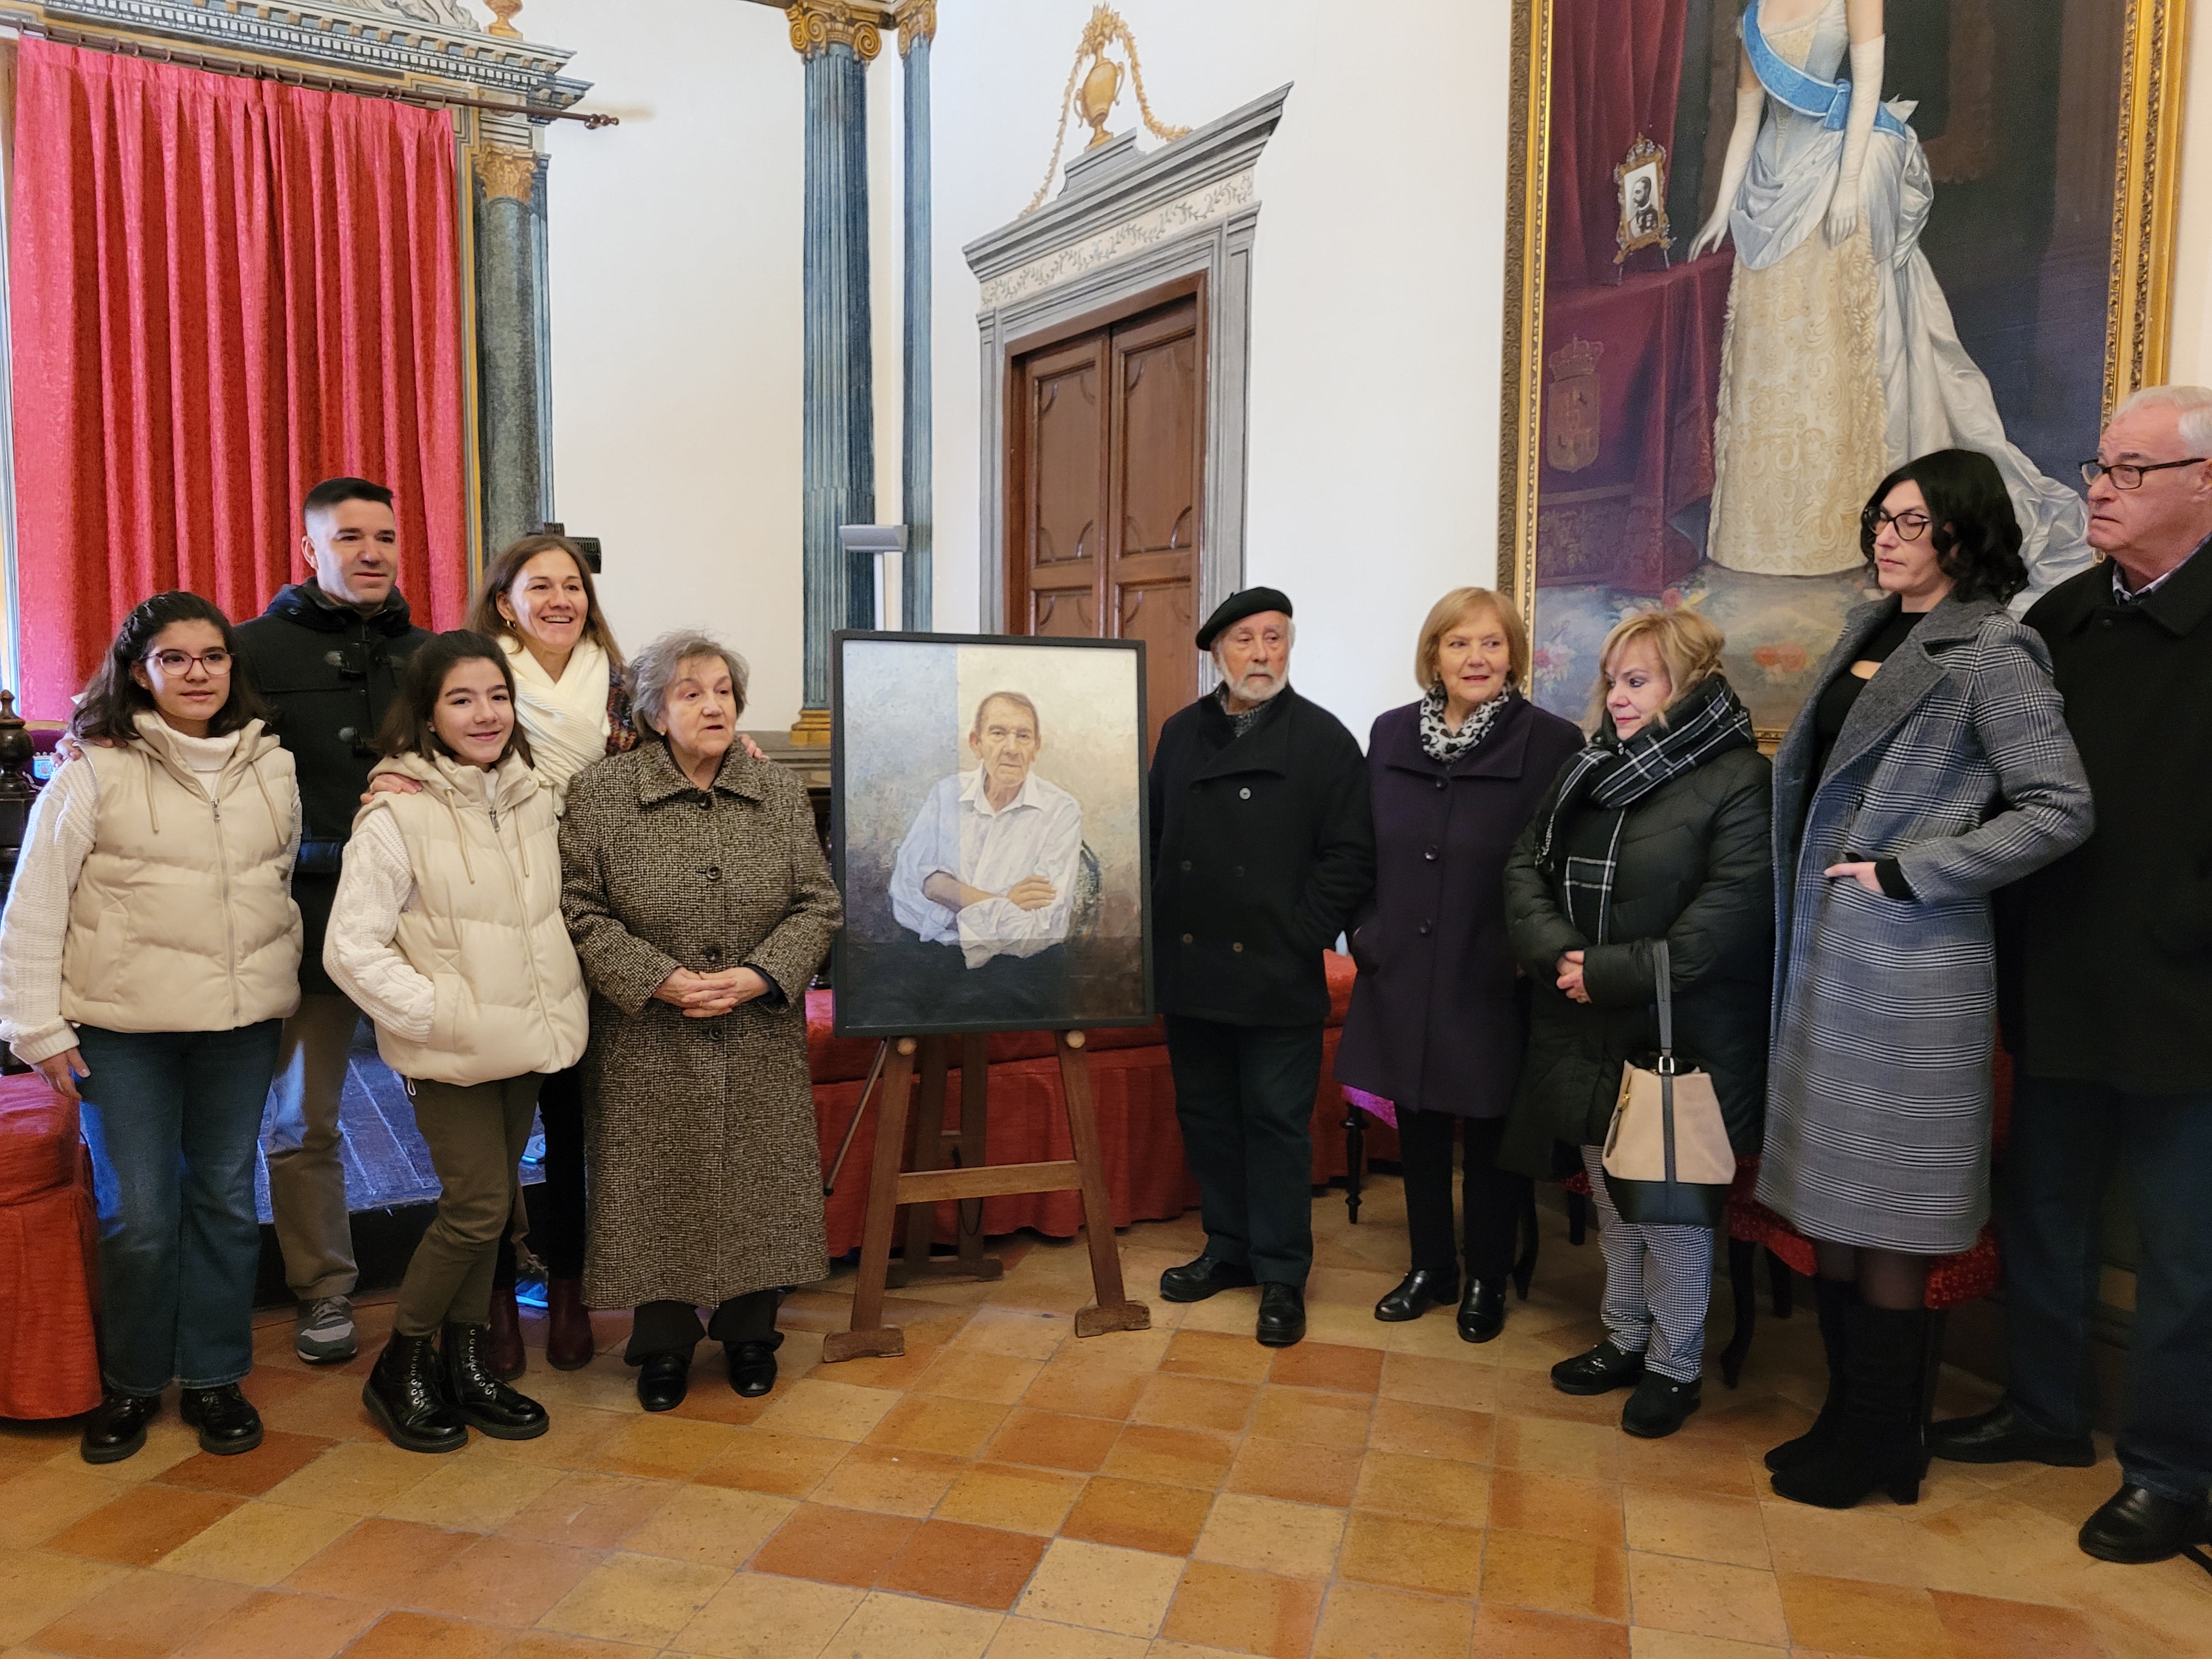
xmin=1215 ymin=681 xmax=1272 ymax=738
xmin=1419 ymin=682 xmax=1519 ymax=765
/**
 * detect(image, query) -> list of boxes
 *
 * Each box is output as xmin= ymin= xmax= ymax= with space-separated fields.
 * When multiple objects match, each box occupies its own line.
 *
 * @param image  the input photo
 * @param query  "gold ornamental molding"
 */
xmin=787 ymin=0 xmax=883 ymax=63
xmin=895 ymin=0 xmax=936 ymax=57
xmin=2107 ymin=0 xmax=2191 ymax=407
xmin=1021 ymin=5 xmax=1193 ymax=216
xmin=476 ymin=144 xmax=538 ymax=205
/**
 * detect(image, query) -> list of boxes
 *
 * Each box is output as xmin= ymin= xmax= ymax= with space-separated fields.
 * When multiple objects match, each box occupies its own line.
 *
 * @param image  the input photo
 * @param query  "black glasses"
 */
xmin=1862 ymin=508 xmax=1932 ymax=542
xmin=143 ymin=648 xmax=232 ymax=674
xmin=2080 ymin=457 xmax=2208 ymax=490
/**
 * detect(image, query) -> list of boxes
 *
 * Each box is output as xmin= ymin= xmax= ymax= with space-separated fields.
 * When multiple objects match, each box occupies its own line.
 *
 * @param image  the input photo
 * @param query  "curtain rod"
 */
xmin=11 ymin=17 xmax=617 ymax=128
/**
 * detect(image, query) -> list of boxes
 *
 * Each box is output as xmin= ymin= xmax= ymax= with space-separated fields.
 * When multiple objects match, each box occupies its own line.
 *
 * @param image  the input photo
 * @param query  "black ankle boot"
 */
xmin=1770 ymin=1303 xmax=1926 ymax=1509
xmin=1766 ymin=1276 xmax=1854 ymax=1472
xmin=363 ymin=1333 xmax=469 ymax=1454
xmin=80 ymin=1391 xmax=162 ymax=1465
xmin=442 ymin=1323 xmax=549 ymax=1441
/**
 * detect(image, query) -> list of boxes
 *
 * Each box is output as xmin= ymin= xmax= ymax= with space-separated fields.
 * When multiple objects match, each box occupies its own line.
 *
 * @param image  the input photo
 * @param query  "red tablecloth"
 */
xmin=0 ymin=1073 xmax=101 ymax=1420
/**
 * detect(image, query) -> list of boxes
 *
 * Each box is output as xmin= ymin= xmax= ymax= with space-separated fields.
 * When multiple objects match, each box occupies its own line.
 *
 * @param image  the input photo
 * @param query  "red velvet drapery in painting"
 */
xmin=1548 ymin=0 xmax=1692 ymax=289
xmin=7 ymin=38 xmax=466 ymax=718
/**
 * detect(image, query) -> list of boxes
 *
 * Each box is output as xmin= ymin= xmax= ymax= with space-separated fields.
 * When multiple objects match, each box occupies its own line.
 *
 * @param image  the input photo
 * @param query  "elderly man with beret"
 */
xmin=1149 ymin=589 xmax=1375 ymax=1346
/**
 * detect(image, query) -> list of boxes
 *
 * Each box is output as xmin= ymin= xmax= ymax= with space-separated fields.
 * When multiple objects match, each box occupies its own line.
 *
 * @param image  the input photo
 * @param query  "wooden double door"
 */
xmin=1007 ymin=289 xmax=1204 ymax=754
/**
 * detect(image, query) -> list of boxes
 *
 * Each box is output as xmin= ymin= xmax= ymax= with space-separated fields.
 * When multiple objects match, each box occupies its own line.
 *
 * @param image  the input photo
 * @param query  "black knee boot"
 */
xmin=1770 ymin=1303 xmax=1926 ymax=1509
xmin=1765 ymin=1276 xmax=1854 ymax=1472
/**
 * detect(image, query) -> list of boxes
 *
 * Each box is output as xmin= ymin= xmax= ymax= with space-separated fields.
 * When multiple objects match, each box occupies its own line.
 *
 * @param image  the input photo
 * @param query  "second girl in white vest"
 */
xmin=326 ymin=630 xmax=586 ymax=1453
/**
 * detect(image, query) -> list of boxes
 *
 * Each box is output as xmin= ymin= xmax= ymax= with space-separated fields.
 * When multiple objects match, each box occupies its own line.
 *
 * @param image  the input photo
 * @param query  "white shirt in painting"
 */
xmin=889 ymin=769 xmax=1084 ymax=968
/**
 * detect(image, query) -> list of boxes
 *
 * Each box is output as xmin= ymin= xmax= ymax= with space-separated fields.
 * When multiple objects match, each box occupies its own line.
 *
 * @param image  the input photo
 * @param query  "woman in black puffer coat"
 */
xmin=1501 ymin=608 xmax=1772 ymax=1441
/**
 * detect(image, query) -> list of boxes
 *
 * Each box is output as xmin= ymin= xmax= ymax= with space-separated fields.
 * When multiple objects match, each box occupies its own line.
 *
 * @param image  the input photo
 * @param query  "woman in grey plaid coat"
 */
xmin=1759 ymin=450 xmax=2092 ymax=1513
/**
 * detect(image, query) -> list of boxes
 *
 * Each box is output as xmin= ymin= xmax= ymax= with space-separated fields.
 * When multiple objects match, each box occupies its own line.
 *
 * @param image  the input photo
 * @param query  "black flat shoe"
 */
xmin=178 ymin=1385 xmax=263 ymax=1455
xmin=1255 ymin=1283 xmax=1306 ymax=1348
xmin=637 ymin=1353 xmax=691 ymax=1412
xmin=363 ymin=1333 xmax=469 ymax=1454
xmin=1550 ymin=1339 xmax=1646 ymax=1396
xmin=1622 ymin=1373 xmax=1702 ymax=1439
xmin=1928 ymin=1401 xmax=2095 ymax=1468
xmin=441 ymin=1323 xmax=549 ymax=1441
xmin=80 ymin=1391 xmax=162 ymax=1465
xmin=1457 ymin=1280 xmax=1506 ymax=1345
xmin=2078 ymin=1484 xmax=2211 ymax=1564
xmin=727 ymin=1339 xmax=781 ymax=1398
xmin=1374 ymin=1268 xmax=1459 ymax=1323
xmin=1160 ymin=1255 xmax=1258 ymax=1304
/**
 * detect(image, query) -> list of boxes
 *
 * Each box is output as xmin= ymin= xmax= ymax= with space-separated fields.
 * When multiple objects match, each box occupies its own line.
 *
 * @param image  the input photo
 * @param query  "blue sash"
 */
xmin=1743 ymin=0 xmax=1908 ymax=138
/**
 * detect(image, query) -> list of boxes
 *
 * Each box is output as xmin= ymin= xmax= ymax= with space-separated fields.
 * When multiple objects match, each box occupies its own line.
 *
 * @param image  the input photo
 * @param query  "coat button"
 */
xmin=1424 ymin=846 xmax=1438 ymax=861
xmin=1434 ymin=778 xmax=1446 ymax=790
xmin=1234 ymin=865 xmax=1245 ymax=877
xmin=706 ymin=866 xmax=723 ymax=882
xmin=1239 ymin=787 xmax=1251 ymax=800
xmin=1419 ymin=921 xmax=1432 ymax=936
xmin=1181 ymin=860 xmax=1192 ymax=872
xmin=1182 ymin=933 xmax=1194 ymax=944
xmin=703 ymin=945 xmax=722 ymax=963
xmin=337 ymin=726 xmax=357 ymax=744
xmin=1232 ymin=942 xmax=1244 ymax=953
xmin=697 ymin=792 xmax=713 ymax=809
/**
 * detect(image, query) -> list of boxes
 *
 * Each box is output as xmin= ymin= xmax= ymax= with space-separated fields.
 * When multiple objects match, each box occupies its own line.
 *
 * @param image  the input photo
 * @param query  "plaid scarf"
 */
xmin=1418 ymin=682 xmax=1518 ymax=764
xmin=1533 ymin=674 xmax=1755 ymax=943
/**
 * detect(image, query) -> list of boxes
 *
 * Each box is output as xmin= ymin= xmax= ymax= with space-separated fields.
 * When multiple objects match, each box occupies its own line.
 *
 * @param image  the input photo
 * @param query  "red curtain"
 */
xmin=8 ymin=38 xmax=466 ymax=719
xmin=1548 ymin=0 xmax=1691 ymax=290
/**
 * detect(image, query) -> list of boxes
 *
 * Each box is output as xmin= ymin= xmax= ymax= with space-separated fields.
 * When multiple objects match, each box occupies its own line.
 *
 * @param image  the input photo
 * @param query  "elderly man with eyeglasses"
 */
xmin=1931 ymin=386 xmax=2212 ymax=1565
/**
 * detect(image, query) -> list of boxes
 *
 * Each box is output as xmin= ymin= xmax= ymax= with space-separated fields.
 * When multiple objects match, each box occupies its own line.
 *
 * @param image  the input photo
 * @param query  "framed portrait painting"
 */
xmin=830 ymin=631 xmax=1153 ymax=1039
xmin=1499 ymin=0 xmax=2191 ymax=737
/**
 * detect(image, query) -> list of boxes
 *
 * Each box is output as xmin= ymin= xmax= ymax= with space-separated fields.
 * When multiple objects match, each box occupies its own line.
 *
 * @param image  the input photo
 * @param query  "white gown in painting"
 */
xmin=1695 ymin=0 xmax=2089 ymax=589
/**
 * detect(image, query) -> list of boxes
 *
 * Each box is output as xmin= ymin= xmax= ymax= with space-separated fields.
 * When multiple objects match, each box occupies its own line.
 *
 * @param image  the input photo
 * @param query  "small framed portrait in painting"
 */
xmin=1615 ymin=137 xmax=1671 ymax=264
xmin=830 ymin=631 xmax=1152 ymax=1039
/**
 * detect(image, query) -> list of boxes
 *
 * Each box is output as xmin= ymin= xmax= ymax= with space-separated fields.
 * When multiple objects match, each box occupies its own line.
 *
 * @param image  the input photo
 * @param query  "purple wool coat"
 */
xmin=1334 ymin=696 xmax=1585 ymax=1119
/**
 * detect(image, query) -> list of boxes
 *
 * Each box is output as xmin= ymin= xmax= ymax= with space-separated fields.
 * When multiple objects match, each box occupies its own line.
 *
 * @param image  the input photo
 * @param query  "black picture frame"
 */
xmin=829 ymin=629 xmax=1153 ymax=1039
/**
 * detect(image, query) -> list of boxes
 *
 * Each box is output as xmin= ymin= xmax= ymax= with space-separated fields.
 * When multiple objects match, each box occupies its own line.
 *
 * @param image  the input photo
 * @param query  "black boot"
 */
xmin=1374 ymin=1268 xmax=1458 ymax=1323
xmin=1457 ymin=1280 xmax=1506 ymax=1344
xmin=179 ymin=1385 xmax=263 ymax=1455
xmin=1765 ymin=1276 xmax=1854 ymax=1472
xmin=1770 ymin=1303 xmax=1926 ymax=1509
xmin=442 ymin=1323 xmax=549 ymax=1441
xmin=80 ymin=1391 xmax=162 ymax=1465
xmin=362 ymin=1333 xmax=469 ymax=1454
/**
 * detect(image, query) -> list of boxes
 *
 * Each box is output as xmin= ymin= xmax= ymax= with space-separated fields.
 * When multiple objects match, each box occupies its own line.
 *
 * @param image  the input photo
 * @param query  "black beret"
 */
xmin=1195 ymin=586 xmax=1294 ymax=651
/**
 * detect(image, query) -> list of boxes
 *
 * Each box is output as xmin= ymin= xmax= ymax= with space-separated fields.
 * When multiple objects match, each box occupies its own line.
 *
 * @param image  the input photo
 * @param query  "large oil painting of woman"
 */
xmin=1502 ymin=0 xmax=2188 ymax=733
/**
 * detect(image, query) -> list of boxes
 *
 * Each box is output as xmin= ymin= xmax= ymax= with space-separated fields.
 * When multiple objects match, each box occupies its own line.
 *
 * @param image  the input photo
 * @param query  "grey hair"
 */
xmin=2111 ymin=384 xmax=2212 ymax=452
xmin=626 ymin=629 xmax=750 ymax=733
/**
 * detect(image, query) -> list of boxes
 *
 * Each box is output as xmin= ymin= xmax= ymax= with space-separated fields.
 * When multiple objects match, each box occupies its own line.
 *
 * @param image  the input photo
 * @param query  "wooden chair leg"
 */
xmin=1343 ymin=1105 xmax=1365 ymax=1223
xmin=822 ymin=1039 xmax=918 ymax=1362
xmin=1056 ymin=1032 xmax=1149 ymax=1339
xmin=1721 ymin=1237 xmax=1757 ymax=1390
xmin=1767 ymin=1246 xmax=1795 ymax=1318
xmin=1513 ymin=1187 xmax=1539 ymax=1299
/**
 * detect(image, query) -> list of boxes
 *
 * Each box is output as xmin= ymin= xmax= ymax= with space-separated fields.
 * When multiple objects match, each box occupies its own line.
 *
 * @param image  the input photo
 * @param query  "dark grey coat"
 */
xmin=1758 ymin=595 xmax=2094 ymax=1253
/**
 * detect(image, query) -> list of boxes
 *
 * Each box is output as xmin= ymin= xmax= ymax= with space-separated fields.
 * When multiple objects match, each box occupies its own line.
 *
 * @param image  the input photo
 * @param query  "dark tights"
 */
xmin=1812 ymin=1242 xmax=1931 ymax=1311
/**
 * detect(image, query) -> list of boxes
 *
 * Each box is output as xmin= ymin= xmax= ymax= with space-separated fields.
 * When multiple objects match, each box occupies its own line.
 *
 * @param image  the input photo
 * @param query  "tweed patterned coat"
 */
xmin=560 ymin=741 xmax=842 ymax=1310
xmin=1757 ymin=595 xmax=2092 ymax=1252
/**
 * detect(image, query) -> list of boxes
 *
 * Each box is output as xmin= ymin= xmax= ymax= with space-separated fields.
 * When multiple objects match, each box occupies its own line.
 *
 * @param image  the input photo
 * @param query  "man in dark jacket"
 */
xmin=1935 ymin=387 xmax=2212 ymax=1564
xmin=233 ymin=477 xmax=431 ymax=1365
xmin=1149 ymin=588 xmax=1375 ymax=1347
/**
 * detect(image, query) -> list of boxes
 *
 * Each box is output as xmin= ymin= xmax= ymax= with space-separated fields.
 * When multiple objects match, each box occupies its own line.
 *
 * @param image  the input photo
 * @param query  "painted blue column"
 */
xmin=791 ymin=2 xmax=879 ymax=740
xmin=898 ymin=1 xmax=934 ymax=631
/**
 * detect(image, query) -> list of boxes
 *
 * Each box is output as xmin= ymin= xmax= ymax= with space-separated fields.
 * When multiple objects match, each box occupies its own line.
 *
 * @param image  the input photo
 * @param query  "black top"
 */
xmin=1808 ymin=603 xmax=1925 ymax=899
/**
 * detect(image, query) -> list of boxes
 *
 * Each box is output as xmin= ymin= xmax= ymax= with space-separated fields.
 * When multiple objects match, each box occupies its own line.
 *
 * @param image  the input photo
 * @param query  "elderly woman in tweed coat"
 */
xmin=1759 ymin=449 xmax=2091 ymax=1513
xmin=560 ymin=630 xmax=841 ymax=1413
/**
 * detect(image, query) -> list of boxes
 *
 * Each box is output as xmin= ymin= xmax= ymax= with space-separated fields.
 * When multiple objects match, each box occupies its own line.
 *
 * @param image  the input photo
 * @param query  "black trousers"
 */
xmin=493 ymin=1059 xmax=589 ymax=1295
xmin=1396 ymin=1108 xmax=1527 ymax=1284
xmin=1165 ymin=1015 xmax=1324 ymax=1286
xmin=624 ymin=1290 xmax=781 ymax=1362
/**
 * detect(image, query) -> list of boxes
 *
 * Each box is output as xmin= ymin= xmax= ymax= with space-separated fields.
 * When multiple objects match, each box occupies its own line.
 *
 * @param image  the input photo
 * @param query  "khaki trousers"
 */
xmin=263 ymin=993 xmax=365 ymax=1300
xmin=393 ymin=1074 xmax=541 ymax=1338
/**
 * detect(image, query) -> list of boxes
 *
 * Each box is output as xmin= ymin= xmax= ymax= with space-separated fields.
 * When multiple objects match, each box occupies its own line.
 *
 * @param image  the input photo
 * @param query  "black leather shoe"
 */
xmin=1255 ymin=1283 xmax=1306 ymax=1347
xmin=441 ymin=1323 xmax=549 ymax=1441
xmin=726 ymin=1336 xmax=782 ymax=1398
xmin=1458 ymin=1280 xmax=1506 ymax=1344
xmin=363 ymin=1333 xmax=469 ymax=1454
xmin=1928 ymin=1401 xmax=2096 ymax=1468
xmin=1160 ymin=1255 xmax=1258 ymax=1304
xmin=637 ymin=1353 xmax=691 ymax=1412
xmin=80 ymin=1391 xmax=162 ymax=1465
xmin=2078 ymin=1483 xmax=2211 ymax=1564
xmin=1551 ymin=1339 xmax=1646 ymax=1396
xmin=1374 ymin=1268 xmax=1459 ymax=1323
xmin=178 ymin=1385 xmax=263 ymax=1455
xmin=1622 ymin=1373 xmax=1702 ymax=1439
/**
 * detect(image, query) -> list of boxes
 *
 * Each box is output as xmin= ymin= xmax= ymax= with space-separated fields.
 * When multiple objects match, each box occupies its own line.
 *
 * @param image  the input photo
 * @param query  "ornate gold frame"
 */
xmin=1496 ymin=0 xmax=2194 ymax=616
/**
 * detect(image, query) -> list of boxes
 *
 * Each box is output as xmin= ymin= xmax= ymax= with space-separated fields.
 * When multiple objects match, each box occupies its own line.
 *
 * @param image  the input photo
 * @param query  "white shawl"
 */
xmin=501 ymin=633 xmax=611 ymax=811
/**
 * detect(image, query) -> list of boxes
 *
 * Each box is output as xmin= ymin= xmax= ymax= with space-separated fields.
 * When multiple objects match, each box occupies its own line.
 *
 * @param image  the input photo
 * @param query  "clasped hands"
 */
xmin=922 ymin=871 xmax=1057 ymax=915
xmin=652 ymin=964 xmax=770 ymax=1019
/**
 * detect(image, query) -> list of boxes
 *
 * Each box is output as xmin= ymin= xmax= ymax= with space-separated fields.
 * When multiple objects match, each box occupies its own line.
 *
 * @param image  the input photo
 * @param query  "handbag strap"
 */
xmin=1653 ymin=938 xmax=1675 ymax=1076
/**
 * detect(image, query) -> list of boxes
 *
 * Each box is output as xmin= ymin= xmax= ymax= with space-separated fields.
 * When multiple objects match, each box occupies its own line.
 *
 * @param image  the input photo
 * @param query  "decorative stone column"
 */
xmin=897 ymin=0 xmax=935 ymax=631
xmin=789 ymin=0 xmax=879 ymax=744
xmin=475 ymin=140 xmax=552 ymax=558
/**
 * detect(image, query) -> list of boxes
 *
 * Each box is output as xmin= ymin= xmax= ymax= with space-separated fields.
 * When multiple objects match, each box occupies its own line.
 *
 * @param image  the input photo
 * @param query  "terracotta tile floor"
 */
xmin=4 ymin=1182 xmax=2207 ymax=1659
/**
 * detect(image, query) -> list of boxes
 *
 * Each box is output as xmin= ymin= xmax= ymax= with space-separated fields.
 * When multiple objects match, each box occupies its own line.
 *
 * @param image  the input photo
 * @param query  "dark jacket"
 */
xmin=1149 ymin=685 xmax=1374 ymax=1026
xmin=1499 ymin=742 xmax=1773 ymax=1178
xmin=233 ymin=583 xmax=430 ymax=995
xmin=1335 ymin=697 xmax=1585 ymax=1118
xmin=2001 ymin=545 xmax=2212 ymax=1092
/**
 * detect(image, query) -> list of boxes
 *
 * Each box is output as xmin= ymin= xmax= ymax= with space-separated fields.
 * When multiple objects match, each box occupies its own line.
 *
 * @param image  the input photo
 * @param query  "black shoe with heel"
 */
xmin=363 ymin=1333 xmax=469 ymax=1454
xmin=1457 ymin=1280 xmax=1506 ymax=1344
xmin=179 ymin=1384 xmax=263 ymax=1455
xmin=80 ymin=1391 xmax=162 ymax=1465
xmin=1770 ymin=1304 xmax=1926 ymax=1509
xmin=1765 ymin=1276 xmax=1854 ymax=1473
xmin=1374 ymin=1268 xmax=1458 ymax=1323
xmin=442 ymin=1323 xmax=548 ymax=1440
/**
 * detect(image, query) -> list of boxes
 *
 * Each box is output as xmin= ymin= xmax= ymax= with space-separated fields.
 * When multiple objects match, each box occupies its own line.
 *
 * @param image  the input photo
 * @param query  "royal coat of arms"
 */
xmin=1546 ymin=337 xmax=1604 ymax=474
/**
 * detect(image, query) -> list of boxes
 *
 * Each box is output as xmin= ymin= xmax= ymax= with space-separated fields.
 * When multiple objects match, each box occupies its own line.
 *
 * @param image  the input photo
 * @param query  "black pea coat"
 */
xmin=234 ymin=583 xmax=430 ymax=995
xmin=1149 ymin=686 xmax=1375 ymax=1027
xmin=1335 ymin=697 xmax=1585 ymax=1119
xmin=1498 ymin=743 xmax=1773 ymax=1179
xmin=2000 ymin=546 xmax=2212 ymax=1093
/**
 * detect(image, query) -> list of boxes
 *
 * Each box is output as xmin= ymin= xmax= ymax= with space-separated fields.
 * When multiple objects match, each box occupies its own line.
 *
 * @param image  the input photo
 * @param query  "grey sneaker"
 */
xmin=296 ymin=1295 xmax=358 ymax=1364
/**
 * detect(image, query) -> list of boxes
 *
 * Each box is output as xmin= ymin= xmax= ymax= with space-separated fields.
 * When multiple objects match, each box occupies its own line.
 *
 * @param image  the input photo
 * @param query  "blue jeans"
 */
xmin=74 ymin=1022 xmax=283 ymax=1397
xmin=2000 ymin=1076 xmax=2212 ymax=1504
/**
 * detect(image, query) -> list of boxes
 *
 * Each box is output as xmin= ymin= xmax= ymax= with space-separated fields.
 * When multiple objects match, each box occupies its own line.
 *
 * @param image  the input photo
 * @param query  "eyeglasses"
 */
xmin=143 ymin=648 xmax=233 ymax=674
xmin=1861 ymin=508 xmax=1932 ymax=542
xmin=2080 ymin=457 xmax=2209 ymax=490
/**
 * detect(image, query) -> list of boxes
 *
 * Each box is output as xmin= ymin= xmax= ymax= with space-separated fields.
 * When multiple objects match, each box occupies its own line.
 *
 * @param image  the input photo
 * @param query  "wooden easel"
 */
xmin=821 ymin=1029 xmax=1151 ymax=1362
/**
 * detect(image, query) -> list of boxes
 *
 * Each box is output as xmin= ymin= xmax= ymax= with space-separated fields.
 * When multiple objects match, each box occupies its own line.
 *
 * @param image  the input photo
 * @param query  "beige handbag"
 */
xmin=1600 ymin=940 xmax=1736 ymax=1227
